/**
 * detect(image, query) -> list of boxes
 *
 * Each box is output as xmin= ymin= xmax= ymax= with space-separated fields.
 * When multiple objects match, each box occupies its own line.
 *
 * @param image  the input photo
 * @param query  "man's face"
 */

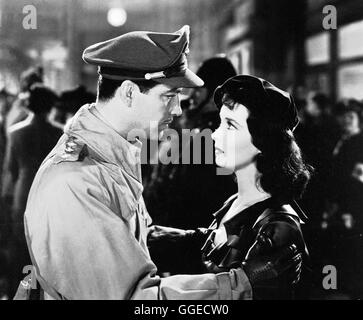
xmin=131 ymin=83 xmax=182 ymax=138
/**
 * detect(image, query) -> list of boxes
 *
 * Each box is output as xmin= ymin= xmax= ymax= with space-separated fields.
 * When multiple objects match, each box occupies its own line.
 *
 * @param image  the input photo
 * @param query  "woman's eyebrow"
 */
xmin=225 ymin=116 xmax=240 ymax=126
xmin=222 ymin=101 xmax=235 ymax=109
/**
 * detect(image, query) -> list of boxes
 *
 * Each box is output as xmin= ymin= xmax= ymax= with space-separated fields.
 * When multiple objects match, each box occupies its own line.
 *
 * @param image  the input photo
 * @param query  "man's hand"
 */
xmin=148 ymin=225 xmax=193 ymax=243
xmin=13 ymin=277 xmax=33 ymax=300
xmin=242 ymin=244 xmax=302 ymax=286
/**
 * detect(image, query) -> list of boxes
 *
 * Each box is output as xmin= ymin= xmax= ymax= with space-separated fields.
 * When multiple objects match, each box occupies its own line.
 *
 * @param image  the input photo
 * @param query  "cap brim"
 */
xmin=155 ymin=69 xmax=204 ymax=88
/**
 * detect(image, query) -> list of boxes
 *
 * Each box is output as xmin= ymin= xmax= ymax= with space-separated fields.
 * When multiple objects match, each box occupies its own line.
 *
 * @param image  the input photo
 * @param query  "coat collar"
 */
xmin=64 ymin=104 xmax=143 ymax=197
xmin=212 ymin=194 xmax=305 ymax=235
xmin=222 ymin=196 xmax=274 ymax=235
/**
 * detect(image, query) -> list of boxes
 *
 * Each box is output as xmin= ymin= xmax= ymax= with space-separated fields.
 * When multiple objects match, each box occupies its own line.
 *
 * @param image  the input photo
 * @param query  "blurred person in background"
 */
xmin=330 ymin=100 xmax=363 ymax=230
xmin=0 ymin=69 xmax=42 ymax=297
xmin=294 ymin=92 xmax=342 ymax=297
xmin=5 ymin=67 xmax=43 ymax=133
xmin=187 ymin=55 xmax=238 ymax=131
xmin=1 ymin=83 xmax=62 ymax=295
xmin=287 ymin=84 xmax=307 ymax=114
xmin=325 ymin=99 xmax=363 ymax=299
xmin=294 ymin=92 xmax=340 ymax=227
xmin=0 ymin=88 xmax=16 ymax=126
xmin=0 ymin=89 xmax=16 ymax=195
xmin=49 ymin=85 xmax=96 ymax=129
xmin=0 ymin=88 xmax=15 ymax=299
xmin=145 ymin=56 xmax=237 ymax=274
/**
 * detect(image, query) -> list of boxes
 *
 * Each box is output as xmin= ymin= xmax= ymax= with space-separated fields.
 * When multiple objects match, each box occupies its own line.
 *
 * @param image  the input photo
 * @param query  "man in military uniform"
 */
xmin=22 ymin=26 xmax=301 ymax=300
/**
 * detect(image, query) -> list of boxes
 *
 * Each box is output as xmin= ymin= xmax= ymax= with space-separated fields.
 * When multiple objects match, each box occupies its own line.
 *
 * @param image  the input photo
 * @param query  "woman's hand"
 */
xmin=242 ymin=244 xmax=302 ymax=286
xmin=244 ymin=221 xmax=304 ymax=286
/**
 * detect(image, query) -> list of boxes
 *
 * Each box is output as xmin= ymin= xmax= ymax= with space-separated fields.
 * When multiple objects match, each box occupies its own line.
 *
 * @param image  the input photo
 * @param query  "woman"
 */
xmin=149 ymin=75 xmax=312 ymax=299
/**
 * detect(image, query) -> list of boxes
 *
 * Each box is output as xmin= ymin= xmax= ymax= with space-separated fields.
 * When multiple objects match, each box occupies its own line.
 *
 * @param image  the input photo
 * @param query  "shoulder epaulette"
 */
xmin=53 ymin=136 xmax=88 ymax=164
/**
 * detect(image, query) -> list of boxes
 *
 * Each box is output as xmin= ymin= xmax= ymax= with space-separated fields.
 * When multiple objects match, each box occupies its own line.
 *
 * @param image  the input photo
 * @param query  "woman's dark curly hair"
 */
xmin=222 ymin=94 xmax=313 ymax=203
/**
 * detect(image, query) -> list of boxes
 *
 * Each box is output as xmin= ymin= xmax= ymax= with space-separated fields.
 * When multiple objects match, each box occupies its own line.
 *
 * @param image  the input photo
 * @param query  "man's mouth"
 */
xmin=161 ymin=118 xmax=173 ymax=124
xmin=215 ymin=147 xmax=224 ymax=154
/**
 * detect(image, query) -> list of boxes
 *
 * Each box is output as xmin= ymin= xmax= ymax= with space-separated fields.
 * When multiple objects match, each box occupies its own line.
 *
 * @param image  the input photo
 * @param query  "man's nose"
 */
xmin=169 ymin=95 xmax=182 ymax=116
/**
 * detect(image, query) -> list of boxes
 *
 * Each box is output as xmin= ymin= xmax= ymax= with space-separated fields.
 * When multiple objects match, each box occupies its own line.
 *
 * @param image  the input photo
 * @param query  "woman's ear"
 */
xmin=118 ymin=80 xmax=140 ymax=107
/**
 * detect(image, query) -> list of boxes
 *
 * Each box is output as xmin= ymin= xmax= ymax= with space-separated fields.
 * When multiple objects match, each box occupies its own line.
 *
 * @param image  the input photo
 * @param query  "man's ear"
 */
xmin=118 ymin=80 xmax=140 ymax=107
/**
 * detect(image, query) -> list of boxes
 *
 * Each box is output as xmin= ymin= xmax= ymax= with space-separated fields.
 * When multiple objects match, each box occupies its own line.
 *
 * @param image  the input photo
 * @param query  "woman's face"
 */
xmin=212 ymin=103 xmax=260 ymax=172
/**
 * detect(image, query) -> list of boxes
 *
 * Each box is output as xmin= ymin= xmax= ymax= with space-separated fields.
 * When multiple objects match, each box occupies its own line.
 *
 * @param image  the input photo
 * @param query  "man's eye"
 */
xmin=162 ymin=94 xmax=178 ymax=101
xmin=166 ymin=92 xmax=179 ymax=98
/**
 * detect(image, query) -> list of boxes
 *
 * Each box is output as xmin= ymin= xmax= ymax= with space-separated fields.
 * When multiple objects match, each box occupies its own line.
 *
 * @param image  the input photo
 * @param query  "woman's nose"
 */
xmin=211 ymin=127 xmax=220 ymax=141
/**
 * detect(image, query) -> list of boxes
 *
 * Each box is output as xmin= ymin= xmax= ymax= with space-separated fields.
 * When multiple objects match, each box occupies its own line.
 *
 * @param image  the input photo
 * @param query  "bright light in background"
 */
xmin=42 ymin=42 xmax=68 ymax=69
xmin=27 ymin=49 xmax=39 ymax=59
xmin=42 ymin=44 xmax=68 ymax=62
xmin=107 ymin=7 xmax=127 ymax=27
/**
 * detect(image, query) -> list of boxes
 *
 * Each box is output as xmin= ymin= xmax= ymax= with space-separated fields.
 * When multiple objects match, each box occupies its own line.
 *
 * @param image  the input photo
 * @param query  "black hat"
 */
xmin=82 ymin=25 xmax=203 ymax=88
xmin=196 ymin=55 xmax=237 ymax=94
xmin=214 ymin=75 xmax=299 ymax=131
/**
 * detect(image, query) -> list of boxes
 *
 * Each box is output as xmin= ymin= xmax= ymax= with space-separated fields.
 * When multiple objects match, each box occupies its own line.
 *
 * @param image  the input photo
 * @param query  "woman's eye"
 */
xmin=226 ymin=121 xmax=235 ymax=130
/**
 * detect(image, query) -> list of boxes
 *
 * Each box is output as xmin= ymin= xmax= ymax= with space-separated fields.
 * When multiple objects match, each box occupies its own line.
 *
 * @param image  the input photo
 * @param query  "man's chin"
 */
xmin=158 ymin=127 xmax=173 ymax=141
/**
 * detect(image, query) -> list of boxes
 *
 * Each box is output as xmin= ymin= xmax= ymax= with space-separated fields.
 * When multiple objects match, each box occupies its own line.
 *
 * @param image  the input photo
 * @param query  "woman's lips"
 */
xmin=215 ymin=147 xmax=224 ymax=154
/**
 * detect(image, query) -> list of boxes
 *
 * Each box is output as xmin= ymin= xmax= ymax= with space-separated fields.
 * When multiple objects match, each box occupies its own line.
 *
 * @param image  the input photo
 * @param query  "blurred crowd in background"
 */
xmin=0 ymin=54 xmax=363 ymax=300
xmin=0 ymin=67 xmax=96 ymax=299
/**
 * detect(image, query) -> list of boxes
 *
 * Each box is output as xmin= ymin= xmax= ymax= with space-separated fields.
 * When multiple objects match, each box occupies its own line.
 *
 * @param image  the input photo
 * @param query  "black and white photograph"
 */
xmin=0 ymin=0 xmax=363 ymax=305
